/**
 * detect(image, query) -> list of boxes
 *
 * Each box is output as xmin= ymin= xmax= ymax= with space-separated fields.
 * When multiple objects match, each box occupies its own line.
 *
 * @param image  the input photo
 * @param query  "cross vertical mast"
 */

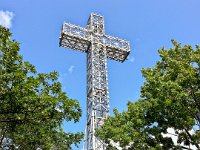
xmin=86 ymin=14 xmax=109 ymax=150
xmin=59 ymin=13 xmax=130 ymax=150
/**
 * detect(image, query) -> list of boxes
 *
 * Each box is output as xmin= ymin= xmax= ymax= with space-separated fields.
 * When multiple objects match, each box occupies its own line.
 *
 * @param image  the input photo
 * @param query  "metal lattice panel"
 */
xmin=59 ymin=13 xmax=130 ymax=150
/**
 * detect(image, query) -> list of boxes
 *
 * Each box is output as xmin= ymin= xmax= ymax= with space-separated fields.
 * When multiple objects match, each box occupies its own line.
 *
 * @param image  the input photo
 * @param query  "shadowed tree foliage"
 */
xmin=0 ymin=25 xmax=83 ymax=149
xmin=96 ymin=40 xmax=200 ymax=150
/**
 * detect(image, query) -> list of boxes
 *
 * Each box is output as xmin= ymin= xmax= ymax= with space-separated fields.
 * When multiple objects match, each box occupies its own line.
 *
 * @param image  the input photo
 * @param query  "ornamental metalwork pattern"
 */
xmin=59 ymin=13 xmax=130 ymax=150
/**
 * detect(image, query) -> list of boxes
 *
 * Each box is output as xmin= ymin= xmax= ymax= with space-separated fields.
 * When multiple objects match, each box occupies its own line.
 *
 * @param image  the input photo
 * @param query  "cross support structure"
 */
xmin=59 ymin=13 xmax=130 ymax=150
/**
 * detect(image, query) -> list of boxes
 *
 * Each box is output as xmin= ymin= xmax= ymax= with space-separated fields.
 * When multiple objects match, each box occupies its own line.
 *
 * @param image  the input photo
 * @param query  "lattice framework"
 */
xmin=59 ymin=13 xmax=130 ymax=150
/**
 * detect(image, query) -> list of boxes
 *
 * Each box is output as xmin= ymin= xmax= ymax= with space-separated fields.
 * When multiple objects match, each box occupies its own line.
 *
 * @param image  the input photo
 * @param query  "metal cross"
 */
xmin=59 ymin=13 xmax=130 ymax=150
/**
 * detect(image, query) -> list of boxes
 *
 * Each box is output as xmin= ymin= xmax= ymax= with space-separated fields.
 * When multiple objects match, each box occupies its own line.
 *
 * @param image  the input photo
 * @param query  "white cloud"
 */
xmin=130 ymin=57 xmax=134 ymax=63
xmin=68 ymin=65 xmax=75 ymax=73
xmin=0 ymin=10 xmax=14 ymax=28
xmin=128 ymin=56 xmax=134 ymax=63
xmin=162 ymin=128 xmax=198 ymax=150
xmin=162 ymin=128 xmax=178 ymax=145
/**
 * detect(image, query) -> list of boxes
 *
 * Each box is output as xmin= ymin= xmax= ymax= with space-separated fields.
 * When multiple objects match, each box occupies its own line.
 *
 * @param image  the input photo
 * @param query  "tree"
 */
xmin=96 ymin=40 xmax=200 ymax=149
xmin=0 ymin=25 xmax=83 ymax=149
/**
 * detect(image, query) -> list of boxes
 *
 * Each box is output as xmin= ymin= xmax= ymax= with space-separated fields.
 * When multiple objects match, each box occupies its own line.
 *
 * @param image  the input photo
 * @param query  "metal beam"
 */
xmin=59 ymin=13 xmax=130 ymax=150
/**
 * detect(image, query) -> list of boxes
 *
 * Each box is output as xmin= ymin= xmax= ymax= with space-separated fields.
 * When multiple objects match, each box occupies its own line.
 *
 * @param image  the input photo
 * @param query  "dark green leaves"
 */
xmin=0 ymin=25 xmax=83 ymax=149
xmin=97 ymin=40 xmax=200 ymax=149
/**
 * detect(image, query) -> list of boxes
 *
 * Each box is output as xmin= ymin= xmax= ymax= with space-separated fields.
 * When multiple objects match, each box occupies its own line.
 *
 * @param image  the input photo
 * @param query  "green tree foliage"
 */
xmin=0 ymin=25 xmax=83 ymax=149
xmin=96 ymin=40 xmax=200 ymax=150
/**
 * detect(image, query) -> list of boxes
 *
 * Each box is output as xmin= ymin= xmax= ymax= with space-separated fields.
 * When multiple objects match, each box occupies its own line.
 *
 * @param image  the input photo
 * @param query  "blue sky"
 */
xmin=1 ymin=0 xmax=200 ymax=149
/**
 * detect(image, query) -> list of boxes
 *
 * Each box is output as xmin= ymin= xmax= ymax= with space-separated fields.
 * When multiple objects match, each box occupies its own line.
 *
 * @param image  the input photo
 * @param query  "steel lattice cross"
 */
xmin=59 ymin=13 xmax=130 ymax=150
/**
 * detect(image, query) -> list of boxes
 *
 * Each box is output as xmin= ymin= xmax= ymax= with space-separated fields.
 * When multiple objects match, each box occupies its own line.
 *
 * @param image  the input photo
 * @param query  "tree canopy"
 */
xmin=0 ymin=25 xmax=83 ymax=149
xmin=96 ymin=40 xmax=200 ymax=150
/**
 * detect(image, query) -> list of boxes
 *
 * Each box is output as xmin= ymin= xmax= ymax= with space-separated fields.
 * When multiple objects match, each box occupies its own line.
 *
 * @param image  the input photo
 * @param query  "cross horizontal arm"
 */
xmin=102 ymin=35 xmax=130 ymax=62
xmin=59 ymin=22 xmax=91 ymax=53
xmin=59 ymin=22 xmax=130 ymax=62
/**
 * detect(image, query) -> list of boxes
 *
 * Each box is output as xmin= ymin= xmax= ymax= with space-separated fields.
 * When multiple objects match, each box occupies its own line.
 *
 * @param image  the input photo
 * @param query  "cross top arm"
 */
xmin=59 ymin=13 xmax=130 ymax=62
